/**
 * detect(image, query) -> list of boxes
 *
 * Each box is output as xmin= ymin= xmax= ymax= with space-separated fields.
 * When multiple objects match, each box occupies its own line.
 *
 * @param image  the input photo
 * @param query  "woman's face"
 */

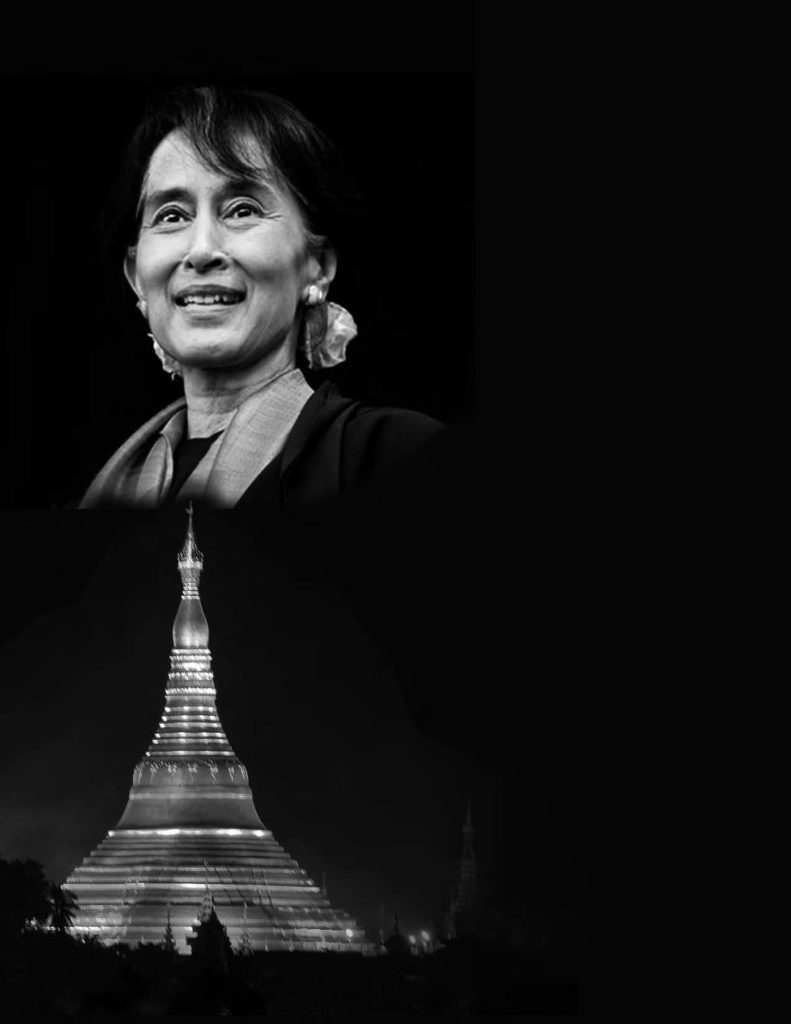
xmin=126 ymin=129 xmax=330 ymax=374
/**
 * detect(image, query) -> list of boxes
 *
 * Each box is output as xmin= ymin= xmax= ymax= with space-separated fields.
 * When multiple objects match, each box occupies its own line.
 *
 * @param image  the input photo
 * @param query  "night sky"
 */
xmin=0 ymin=6 xmax=589 ymax=954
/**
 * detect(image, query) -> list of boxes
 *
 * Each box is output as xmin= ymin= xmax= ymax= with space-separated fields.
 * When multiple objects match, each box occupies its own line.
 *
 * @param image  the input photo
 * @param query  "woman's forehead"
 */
xmin=139 ymin=129 xmax=279 ymax=203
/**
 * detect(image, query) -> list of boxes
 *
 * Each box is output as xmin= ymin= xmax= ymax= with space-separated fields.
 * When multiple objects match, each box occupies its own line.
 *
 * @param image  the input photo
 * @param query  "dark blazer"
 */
xmin=236 ymin=381 xmax=444 ymax=513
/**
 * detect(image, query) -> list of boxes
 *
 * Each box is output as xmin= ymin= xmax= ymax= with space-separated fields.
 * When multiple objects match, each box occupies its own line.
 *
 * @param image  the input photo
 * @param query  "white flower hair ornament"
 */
xmin=303 ymin=287 xmax=358 ymax=369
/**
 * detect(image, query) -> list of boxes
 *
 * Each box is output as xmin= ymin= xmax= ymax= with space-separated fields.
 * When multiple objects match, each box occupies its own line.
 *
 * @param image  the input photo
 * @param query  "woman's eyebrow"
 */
xmin=140 ymin=187 xmax=192 ymax=213
xmin=222 ymin=176 xmax=278 ymax=200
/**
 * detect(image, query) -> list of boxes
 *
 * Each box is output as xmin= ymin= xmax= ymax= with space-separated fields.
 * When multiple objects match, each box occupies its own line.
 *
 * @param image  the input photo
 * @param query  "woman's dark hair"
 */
xmin=101 ymin=84 xmax=361 ymax=269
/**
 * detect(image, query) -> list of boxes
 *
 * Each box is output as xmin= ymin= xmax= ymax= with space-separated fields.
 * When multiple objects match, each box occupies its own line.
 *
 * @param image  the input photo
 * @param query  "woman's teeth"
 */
xmin=179 ymin=294 xmax=242 ymax=306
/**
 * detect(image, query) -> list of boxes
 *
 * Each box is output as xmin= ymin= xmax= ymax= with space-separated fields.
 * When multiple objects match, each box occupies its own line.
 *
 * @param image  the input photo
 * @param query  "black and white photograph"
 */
xmin=0 ymin=8 xmax=588 ymax=1017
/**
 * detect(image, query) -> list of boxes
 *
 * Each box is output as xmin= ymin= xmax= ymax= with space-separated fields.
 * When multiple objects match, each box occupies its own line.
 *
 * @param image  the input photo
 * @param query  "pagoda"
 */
xmin=442 ymin=800 xmax=477 ymax=941
xmin=66 ymin=507 xmax=367 ymax=953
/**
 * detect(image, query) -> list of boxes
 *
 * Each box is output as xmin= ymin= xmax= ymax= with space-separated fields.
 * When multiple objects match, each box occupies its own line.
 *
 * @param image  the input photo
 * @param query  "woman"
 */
xmin=80 ymin=85 xmax=442 ymax=511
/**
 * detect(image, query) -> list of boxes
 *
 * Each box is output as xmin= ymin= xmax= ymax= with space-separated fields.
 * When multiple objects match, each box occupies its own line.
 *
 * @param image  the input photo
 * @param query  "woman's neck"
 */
xmin=181 ymin=351 xmax=299 ymax=439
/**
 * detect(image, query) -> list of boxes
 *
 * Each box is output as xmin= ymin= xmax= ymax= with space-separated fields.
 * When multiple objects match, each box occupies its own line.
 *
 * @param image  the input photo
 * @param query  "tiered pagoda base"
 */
xmin=68 ymin=826 xmax=367 ymax=952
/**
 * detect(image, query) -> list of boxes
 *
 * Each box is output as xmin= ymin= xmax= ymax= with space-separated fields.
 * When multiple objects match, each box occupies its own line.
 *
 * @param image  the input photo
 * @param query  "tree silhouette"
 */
xmin=237 ymin=902 xmax=253 ymax=956
xmin=187 ymin=905 xmax=233 ymax=978
xmin=0 ymin=857 xmax=51 ymax=943
xmin=163 ymin=905 xmax=176 ymax=953
xmin=48 ymin=883 xmax=78 ymax=933
xmin=384 ymin=912 xmax=411 ymax=958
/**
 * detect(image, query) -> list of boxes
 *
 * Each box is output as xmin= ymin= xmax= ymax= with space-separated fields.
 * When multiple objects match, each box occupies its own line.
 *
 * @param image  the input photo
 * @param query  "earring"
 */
xmin=305 ymin=285 xmax=323 ymax=307
xmin=136 ymin=297 xmax=148 ymax=318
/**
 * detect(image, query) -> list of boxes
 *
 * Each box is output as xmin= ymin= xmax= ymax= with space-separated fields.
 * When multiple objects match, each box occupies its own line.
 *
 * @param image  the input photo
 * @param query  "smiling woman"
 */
xmin=79 ymin=85 xmax=443 ymax=511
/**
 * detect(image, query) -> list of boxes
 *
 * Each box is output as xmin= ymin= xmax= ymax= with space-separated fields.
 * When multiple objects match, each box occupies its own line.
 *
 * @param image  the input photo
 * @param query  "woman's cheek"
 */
xmin=138 ymin=242 xmax=177 ymax=289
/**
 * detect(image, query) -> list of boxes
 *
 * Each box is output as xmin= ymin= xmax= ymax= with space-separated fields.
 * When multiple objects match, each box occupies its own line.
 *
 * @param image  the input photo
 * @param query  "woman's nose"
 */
xmin=182 ymin=214 xmax=229 ymax=272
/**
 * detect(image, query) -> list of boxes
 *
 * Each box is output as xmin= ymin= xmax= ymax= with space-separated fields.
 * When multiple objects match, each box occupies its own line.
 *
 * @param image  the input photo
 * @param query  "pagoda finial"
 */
xmin=178 ymin=502 xmax=203 ymax=595
xmin=173 ymin=505 xmax=209 ymax=648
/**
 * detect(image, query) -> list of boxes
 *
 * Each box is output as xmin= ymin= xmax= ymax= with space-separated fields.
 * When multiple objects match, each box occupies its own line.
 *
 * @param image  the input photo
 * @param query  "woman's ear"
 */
xmin=315 ymin=246 xmax=338 ymax=294
xmin=123 ymin=246 xmax=141 ymax=298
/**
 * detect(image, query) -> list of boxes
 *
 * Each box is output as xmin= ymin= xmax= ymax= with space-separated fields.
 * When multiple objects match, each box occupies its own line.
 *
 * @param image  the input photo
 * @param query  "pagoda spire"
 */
xmin=173 ymin=502 xmax=209 ymax=649
xmin=112 ymin=509 xmax=261 ymax=829
xmin=442 ymin=801 xmax=477 ymax=942
xmin=455 ymin=800 xmax=477 ymax=937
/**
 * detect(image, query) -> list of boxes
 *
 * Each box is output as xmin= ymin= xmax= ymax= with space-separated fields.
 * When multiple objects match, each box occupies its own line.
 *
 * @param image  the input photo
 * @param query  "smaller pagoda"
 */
xmin=443 ymin=801 xmax=477 ymax=941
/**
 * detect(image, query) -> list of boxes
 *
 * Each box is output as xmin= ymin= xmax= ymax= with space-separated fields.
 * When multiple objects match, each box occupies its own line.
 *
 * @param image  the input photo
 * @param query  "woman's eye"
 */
xmin=152 ymin=207 xmax=188 ymax=226
xmin=227 ymin=202 xmax=260 ymax=219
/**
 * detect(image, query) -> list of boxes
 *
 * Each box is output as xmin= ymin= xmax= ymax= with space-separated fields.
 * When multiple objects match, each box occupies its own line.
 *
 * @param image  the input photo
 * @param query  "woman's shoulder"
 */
xmin=310 ymin=382 xmax=444 ymax=460
xmin=346 ymin=397 xmax=444 ymax=442
xmin=311 ymin=380 xmax=443 ymax=436
xmin=343 ymin=393 xmax=445 ymax=492
xmin=278 ymin=381 xmax=445 ymax=497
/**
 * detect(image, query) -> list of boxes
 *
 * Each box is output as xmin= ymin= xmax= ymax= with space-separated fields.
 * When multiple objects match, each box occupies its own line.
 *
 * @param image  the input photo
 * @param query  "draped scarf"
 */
xmin=80 ymin=368 xmax=314 ymax=508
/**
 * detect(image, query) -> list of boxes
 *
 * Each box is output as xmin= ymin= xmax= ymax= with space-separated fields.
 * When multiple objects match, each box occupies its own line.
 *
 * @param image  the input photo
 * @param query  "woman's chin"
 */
xmin=171 ymin=345 xmax=243 ymax=371
xmin=162 ymin=331 xmax=292 ymax=377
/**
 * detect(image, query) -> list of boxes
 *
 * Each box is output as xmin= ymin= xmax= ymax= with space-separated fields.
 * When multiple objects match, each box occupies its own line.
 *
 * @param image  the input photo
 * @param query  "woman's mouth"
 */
xmin=174 ymin=288 xmax=246 ymax=307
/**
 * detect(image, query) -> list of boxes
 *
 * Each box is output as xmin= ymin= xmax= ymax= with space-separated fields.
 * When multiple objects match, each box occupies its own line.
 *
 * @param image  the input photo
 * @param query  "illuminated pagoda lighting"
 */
xmin=66 ymin=505 xmax=368 ymax=953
